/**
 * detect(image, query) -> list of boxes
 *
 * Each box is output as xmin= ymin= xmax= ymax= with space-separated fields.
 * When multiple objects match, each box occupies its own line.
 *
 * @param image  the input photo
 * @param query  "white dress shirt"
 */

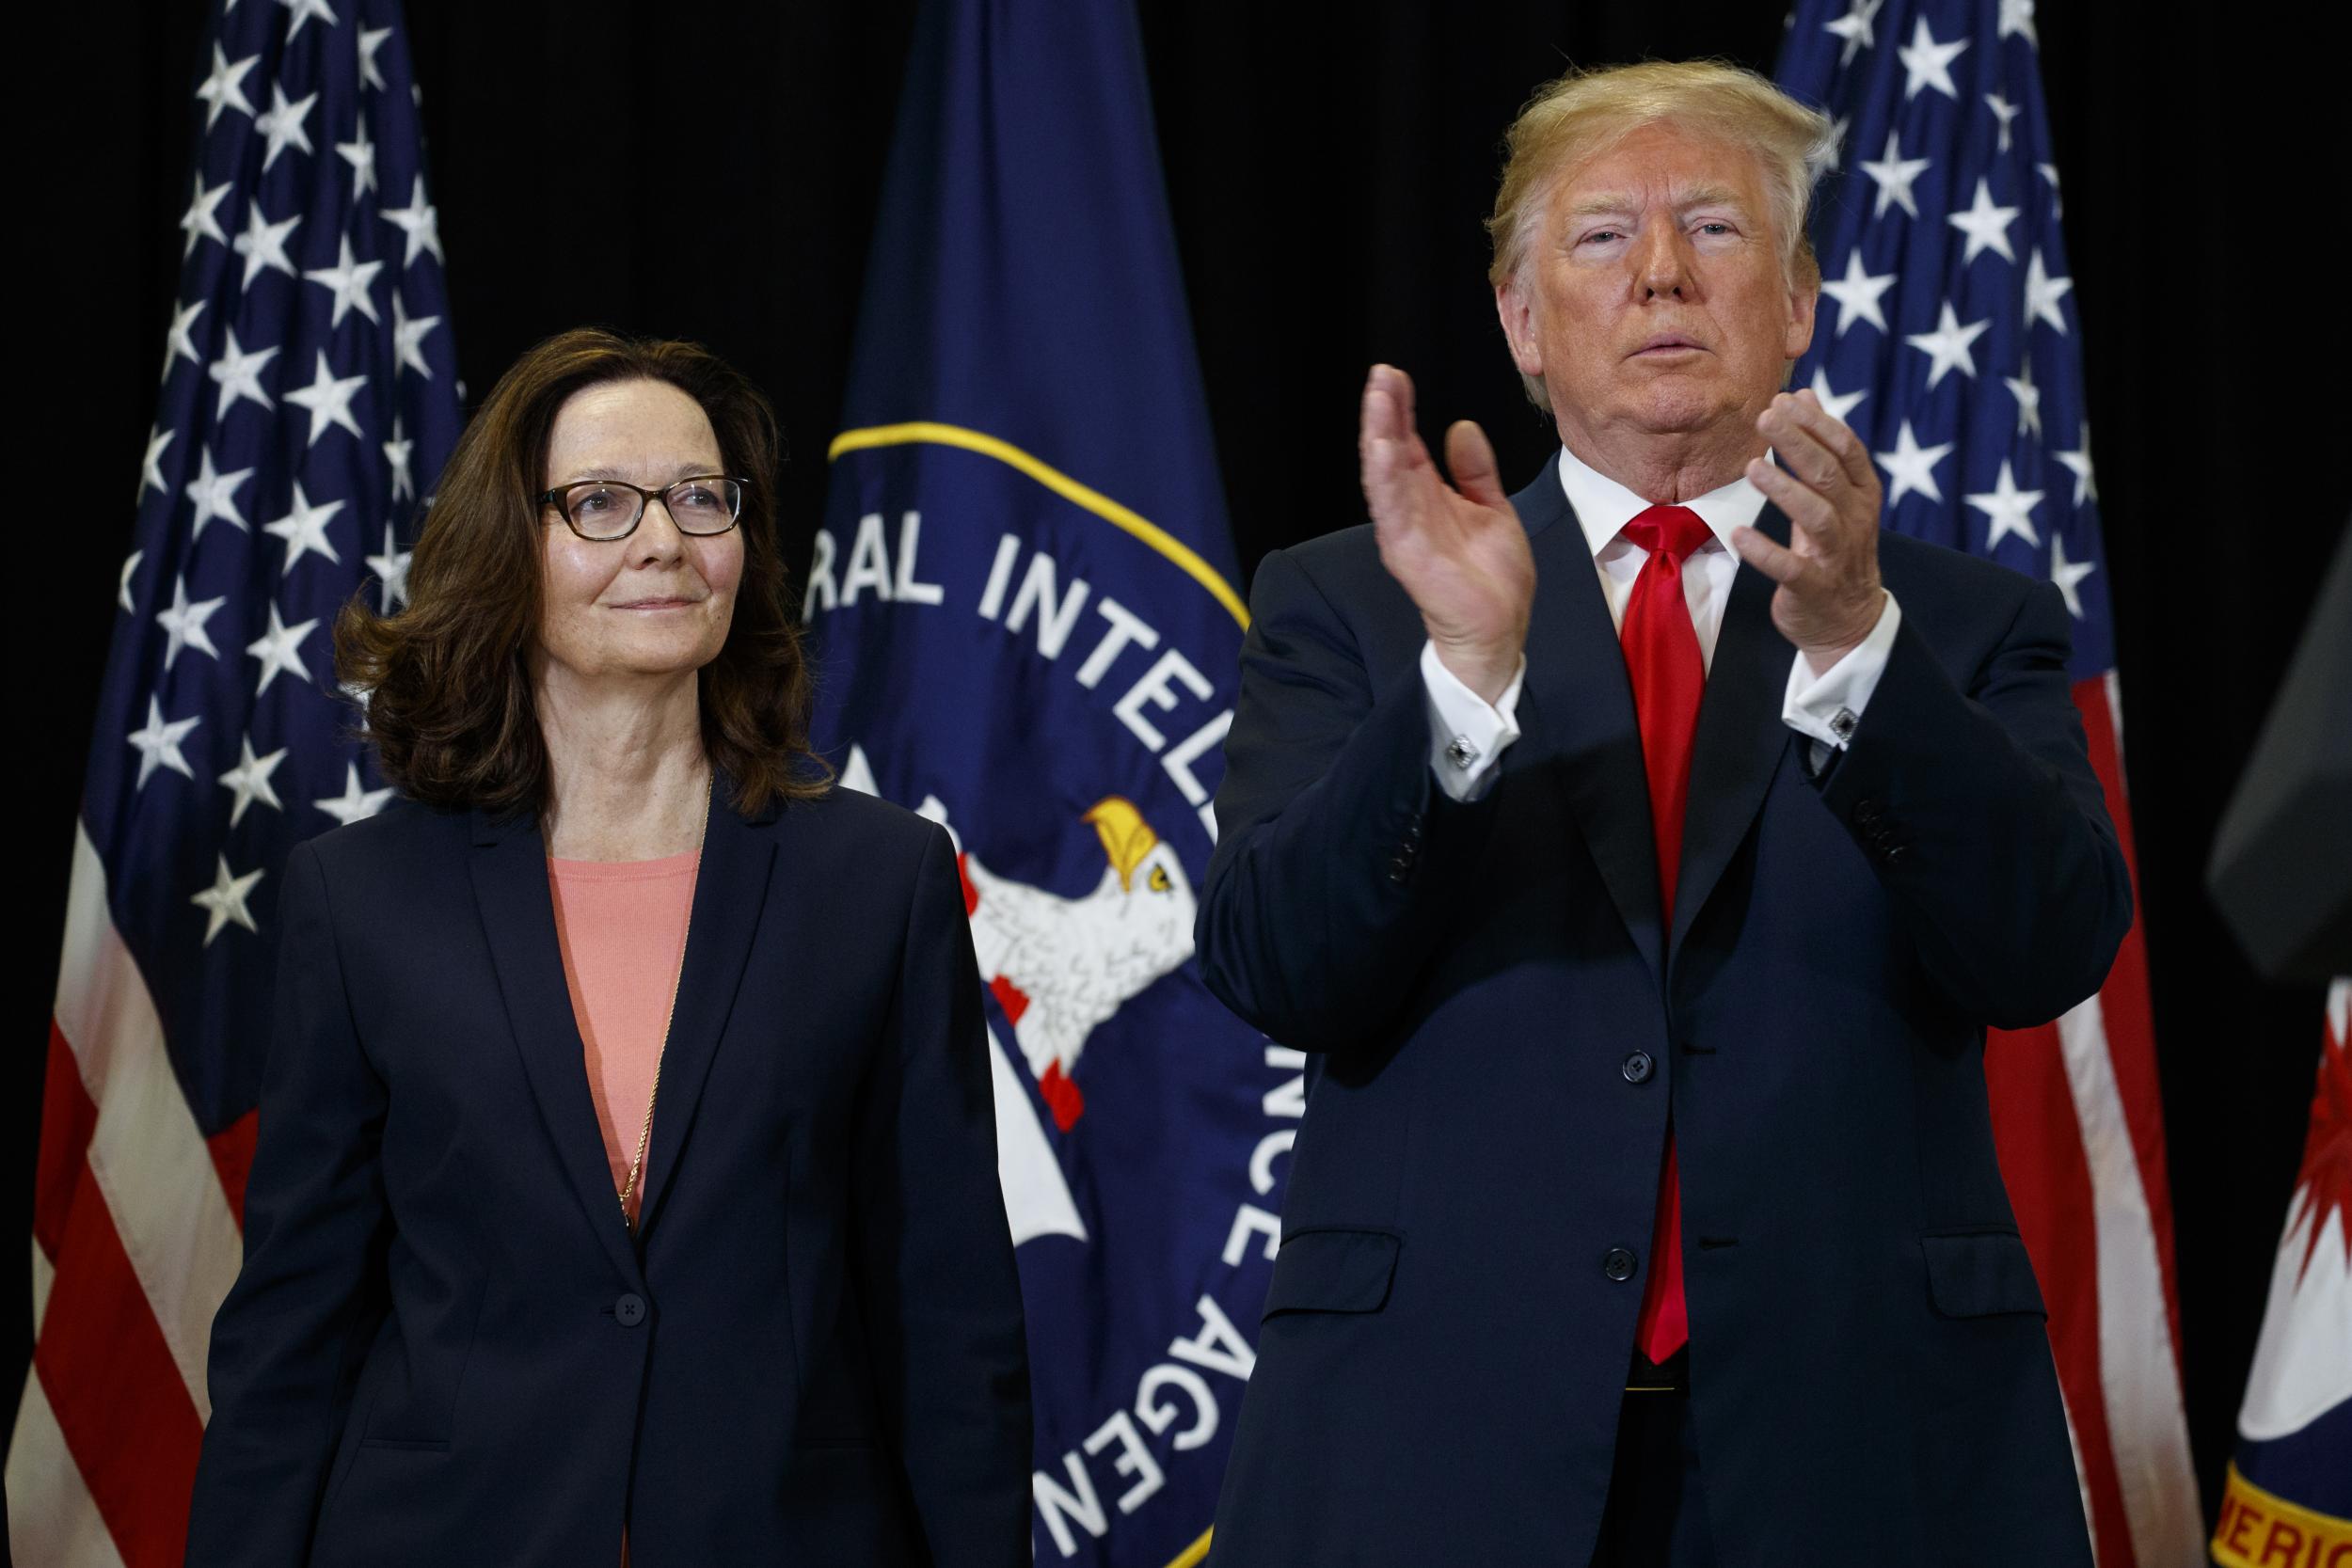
xmin=1422 ymin=444 xmax=1902 ymax=800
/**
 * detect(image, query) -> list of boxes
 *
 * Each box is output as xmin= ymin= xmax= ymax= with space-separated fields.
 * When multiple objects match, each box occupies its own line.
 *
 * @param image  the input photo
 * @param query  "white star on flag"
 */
xmin=1824 ymin=0 xmax=1883 ymax=65
xmin=184 ymin=447 xmax=256 ymax=541
xmin=392 ymin=294 xmax=440 ymax=379
xmin=1983 ymin=93 xmax=2021 ymax=154
xmin=2003 ymin=360 xmax=2043 ymax=440
xmin=139 ymin=426 xmax=175 ymax=500
xmin=284 ymin=353 xmax=370 ymax=447
xmin=218 ymin=736 xmax=289 ymax=827
xmin=233 ymin=202 xmax=303 ymax=293
xmin=208 ymin=326 xmax=278 ymax=419
xmin=263 ymin=481 xmax=346 ymax=574
xmin=1859 ymin=132 xmax=1931 ymax=220
xmin=1904 ymin=302 xmax=1990 ymax=388
xmin=276 ymin=0 xmax=338 ymax=41
xmin=181 ymin=174 xmax=231 ymax=256
xmin=254 ymin=84 xmax=319 ymax=172
xmin=1998 ymin=0 xmax=2039 ymax=45
xmin=196 ymin=44 xmax=259 ymax=129
xmin=119 ymin=551 xmax=143 ymax=613
xmin=303 ymin=236 xmax=384 ymax=327
xmin=246 ymin=603 xmax=320 ymax=695
xmin=2048 ymin=534 xmax=2095 ymax=619
xmin=1820 ymin=249 xmax=1897 ymax=336
xmin=2057 ymin=422 xmax=2097 ymax=504
xmin=127 ymin=696 xmax=201 ymax=788
xmin=1874 ymin=420 xmax=1954 ymax=507
xmin=2036 ymin=161 xmax=2063 ymax=218
xmin=155 ymin=575 xmax=228 ymax=669
xmin=162 ymin=299 xmax=207 ymax=381
xmin=384 ymin=417 xmax=416 ymax=502
xmin=367 ymin=523 xmax=415 ymax=610
xmin=336 ymin=122 xmax=377 ymax=200
xmin=381 ymin=176 xmax=443 ymax=267
xmin=358 ymin=24 xmax=391 ymax=91
xmin=1965 ymin=459 xmax=2044 ymax=550
xmin=315 ymin=762 xmax=397 ymax=827
xmin=1824 ymin=115 xmax=1850 ymax=172
xmin=1897 ymin=16 xmax=1967 ymax=101
xmin=1808 ymin=368 xmax=1867 ymax=425
xmin=2024 ymin=249 xmax=2073 ymax=334
xmin=191 ymin=855 xmax=266 ymax=945
xmin=1947 ymin=179 xmax=2020 ymax=265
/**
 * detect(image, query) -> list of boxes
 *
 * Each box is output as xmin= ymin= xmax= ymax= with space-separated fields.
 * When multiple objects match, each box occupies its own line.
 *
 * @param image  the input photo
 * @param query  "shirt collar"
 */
xmin=1554 ymin=441 xmax=1767 ymax=561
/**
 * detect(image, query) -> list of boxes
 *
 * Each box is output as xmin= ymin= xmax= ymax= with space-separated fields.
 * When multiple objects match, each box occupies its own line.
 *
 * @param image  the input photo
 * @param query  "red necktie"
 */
xmin=1619 ymin=503 xmax=1710 ymax=1365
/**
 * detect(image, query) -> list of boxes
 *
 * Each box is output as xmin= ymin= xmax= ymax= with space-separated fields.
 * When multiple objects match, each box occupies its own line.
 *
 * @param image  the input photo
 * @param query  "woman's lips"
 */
xmin=610 ymin=597 xmax=699 ymax=610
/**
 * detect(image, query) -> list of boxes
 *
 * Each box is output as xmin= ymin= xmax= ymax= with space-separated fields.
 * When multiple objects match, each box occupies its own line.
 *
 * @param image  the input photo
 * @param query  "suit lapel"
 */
xmin=632 ymin=784 xmax=778 ymax=1241
xmin=1669 ymin=501 xmax=1798 ymax=967
xmin=468 ymin=811 xmax=644 ymax=1286
xmin=1511 ymin=472 xmax=1666 ymax=987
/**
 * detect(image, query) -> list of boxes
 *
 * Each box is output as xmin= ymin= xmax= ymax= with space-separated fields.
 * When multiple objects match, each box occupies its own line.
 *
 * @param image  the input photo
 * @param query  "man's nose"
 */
xmin=1635 ymin=226 xmax=1695 ymax=299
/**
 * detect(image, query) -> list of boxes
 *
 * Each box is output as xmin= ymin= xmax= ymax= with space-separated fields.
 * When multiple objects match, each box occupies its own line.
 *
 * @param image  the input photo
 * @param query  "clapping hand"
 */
xmin=1359 ymin=364 xmax=1536 ymax=705
xmin=1732 ymin=388 xmax=1888 ymax=674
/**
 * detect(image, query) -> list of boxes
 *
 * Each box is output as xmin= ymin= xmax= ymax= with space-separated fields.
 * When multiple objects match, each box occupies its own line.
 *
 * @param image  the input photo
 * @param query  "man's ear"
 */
xmin=1785 ymin=277 xmax=1820 ymax=365
xmin=1496 ymin=277 xmax=1544 ymax=379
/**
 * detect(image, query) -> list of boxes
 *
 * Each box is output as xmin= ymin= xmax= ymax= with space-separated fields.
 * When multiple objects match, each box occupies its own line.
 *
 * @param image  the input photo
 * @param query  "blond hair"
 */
xmin=1486 ymin=60 xmax=1838 ymax=404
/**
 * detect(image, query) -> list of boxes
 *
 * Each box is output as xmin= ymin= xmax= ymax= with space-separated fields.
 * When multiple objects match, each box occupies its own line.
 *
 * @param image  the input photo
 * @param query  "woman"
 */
xmin=184 ymin=329 xmax=1032 ymax=1566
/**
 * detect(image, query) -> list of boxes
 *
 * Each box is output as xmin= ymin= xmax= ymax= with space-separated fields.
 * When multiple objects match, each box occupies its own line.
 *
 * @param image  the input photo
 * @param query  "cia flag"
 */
xmin=804 ymin=2 xmax=1284 ymax=1564
xmin=10 ymin=3 xmax=460 ymax=1562
xmin=1776 ymin=4 xmax=2201 ymax=1563
xmin=2211 ymin=981 xmax=2352 ymax=1567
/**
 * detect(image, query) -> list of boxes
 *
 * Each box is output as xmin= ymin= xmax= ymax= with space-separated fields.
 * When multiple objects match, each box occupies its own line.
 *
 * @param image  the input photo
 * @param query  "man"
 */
xmin=1197 ymin=61 xmax=2122 ymax=1567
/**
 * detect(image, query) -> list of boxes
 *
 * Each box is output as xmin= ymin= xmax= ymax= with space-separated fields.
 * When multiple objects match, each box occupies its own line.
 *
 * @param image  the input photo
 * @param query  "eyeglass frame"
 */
xmin=536 ymin=474 xmax=751 ymax=541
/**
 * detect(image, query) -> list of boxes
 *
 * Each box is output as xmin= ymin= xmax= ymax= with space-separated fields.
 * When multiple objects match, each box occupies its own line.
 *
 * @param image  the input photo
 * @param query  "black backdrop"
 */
xmin=18 ymin=0 xmax=2344 ymax=1534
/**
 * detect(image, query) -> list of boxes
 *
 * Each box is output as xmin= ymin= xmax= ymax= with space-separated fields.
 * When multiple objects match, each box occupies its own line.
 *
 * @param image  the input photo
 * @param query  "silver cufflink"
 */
xmin=1445 ymin=736 xmax=1480 ymax=770
xmin=1830 ymin=707 xmax=1857 ymax=741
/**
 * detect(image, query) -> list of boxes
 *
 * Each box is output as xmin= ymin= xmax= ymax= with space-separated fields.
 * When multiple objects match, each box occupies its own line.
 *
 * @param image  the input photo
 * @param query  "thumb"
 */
xmin=1444 ymin=420 xmax=1507 ymax=510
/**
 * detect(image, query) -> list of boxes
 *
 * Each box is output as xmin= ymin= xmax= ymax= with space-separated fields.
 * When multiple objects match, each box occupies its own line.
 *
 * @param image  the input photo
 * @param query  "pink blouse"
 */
xmin=547 ymin=849 xmax=701 ymax=1227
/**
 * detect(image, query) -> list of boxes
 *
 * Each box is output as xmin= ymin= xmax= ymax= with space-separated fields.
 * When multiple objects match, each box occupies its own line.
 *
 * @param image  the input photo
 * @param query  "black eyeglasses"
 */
xmin=539 ymin=475 xmax=748 ymax=541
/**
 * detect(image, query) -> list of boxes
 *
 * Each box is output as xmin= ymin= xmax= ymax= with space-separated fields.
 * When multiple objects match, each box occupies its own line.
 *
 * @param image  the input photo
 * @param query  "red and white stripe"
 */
xmin=9 ymin=827 xmax=255 ymax=1568
xmin=1985 ymin=673 xmax=2201 ymax=1568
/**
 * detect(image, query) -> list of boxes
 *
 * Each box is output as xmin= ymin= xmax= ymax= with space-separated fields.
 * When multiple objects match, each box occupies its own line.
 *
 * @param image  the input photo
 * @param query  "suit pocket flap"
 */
xmin=1263 ymin=1228 xmax=1401 ymax=1319
xmin=1922 ymin=1231 xmax=2046 ymax=1319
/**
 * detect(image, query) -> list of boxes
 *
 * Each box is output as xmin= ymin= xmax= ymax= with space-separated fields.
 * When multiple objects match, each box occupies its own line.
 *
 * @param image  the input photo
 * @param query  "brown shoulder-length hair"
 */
xmin=337 ymin=327 xmax=827 ymax=820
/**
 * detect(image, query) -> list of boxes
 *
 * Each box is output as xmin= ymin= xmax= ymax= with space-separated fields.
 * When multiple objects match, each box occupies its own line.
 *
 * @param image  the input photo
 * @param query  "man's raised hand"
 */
xmin=1732 ymin=388 xmax=1888 ymax=674
xmin=1359 ymin=364 xmax=1535 ymax=705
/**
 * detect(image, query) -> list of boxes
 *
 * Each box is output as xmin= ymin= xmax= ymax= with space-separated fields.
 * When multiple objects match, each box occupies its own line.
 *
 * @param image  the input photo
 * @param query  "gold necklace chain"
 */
xmin=615 ymin=768 xmax=711 ymax=1233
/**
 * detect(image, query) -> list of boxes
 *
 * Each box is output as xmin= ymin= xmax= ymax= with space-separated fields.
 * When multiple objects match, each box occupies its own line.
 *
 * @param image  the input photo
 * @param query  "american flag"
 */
xmin=8 ymin=1 xmax=459 ymax=1561
xmin=1776 ymin=3 xmax=2200 ymax=1563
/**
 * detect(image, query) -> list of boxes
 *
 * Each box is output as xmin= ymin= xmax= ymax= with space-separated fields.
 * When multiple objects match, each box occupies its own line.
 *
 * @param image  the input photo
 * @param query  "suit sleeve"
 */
xmin=851 ymin=824 xmax=1032 ymax=1566
xmin=184 ymin=841 xmax=391 ymax=1567
xmin=1194 ymin=546 xmax=1502 ymax=1053
xmin=1816 ymin=578 xmax=2134 ymax=1027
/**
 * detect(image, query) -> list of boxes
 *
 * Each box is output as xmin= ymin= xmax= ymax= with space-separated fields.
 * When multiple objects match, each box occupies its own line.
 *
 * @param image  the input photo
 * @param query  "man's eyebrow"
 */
xmin=1564 ymin=185 xmax=1748 ymax=218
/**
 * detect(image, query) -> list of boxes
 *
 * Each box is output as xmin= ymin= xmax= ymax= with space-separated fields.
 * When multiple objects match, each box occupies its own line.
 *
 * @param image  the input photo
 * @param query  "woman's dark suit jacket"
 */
xmin=183 ymin=782 xmax=1032 ymax=1567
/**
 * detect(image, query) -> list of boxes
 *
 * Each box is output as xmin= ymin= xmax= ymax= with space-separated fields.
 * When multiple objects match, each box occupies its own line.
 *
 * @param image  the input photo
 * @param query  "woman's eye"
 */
xmin=576 ymin=491 xmax=614 ymax=513
xmin=675 ymin=486 xmax=719 ymax=510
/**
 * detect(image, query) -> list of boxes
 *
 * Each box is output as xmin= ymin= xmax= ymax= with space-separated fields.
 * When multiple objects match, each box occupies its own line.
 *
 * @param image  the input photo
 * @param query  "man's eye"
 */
xmin=1583 ymin=230 xmax=1622 ymax=245
xmin=1697 ymin=222 xmax=1733 ymax=235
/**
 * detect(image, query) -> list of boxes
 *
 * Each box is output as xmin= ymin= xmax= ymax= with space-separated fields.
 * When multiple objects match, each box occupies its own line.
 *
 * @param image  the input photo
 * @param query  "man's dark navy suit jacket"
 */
xmin=183 ymin=784 xmax=1031 ymax=1567
xmin=1196 ymin=467 xmax=2127 ymax=1567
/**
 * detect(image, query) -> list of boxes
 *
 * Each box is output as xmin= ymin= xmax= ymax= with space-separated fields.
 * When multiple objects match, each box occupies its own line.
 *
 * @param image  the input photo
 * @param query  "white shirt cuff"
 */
xmin=1781 ymin=592 xmax=1901 ymax=752
xmin=1422 ymin=641 xmax=1524 ymax=802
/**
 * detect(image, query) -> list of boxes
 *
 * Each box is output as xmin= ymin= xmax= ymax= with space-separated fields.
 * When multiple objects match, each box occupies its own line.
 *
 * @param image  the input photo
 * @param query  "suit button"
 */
xmin=614 ymin=1293 xmax=646 ymax=1327
xmin=1621 ymin=1051 xmax=1655 ymax=1084
xmin=1603 ymin=1247 xmax=1638 ymax=1282
xmin=1882 ymin=843 xmax=1909 ymax=863
xmin=1853 ymin=798 xmax=1883 ymax=826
